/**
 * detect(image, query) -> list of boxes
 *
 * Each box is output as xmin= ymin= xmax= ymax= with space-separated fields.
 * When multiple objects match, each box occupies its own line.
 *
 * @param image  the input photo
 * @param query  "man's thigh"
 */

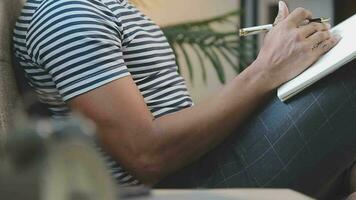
xmin=157 ymin=62 xmax=356 ymax=197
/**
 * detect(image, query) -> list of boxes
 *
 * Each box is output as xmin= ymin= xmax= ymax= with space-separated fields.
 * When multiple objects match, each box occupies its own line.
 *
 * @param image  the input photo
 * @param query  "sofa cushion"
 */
xmin=0 ymin=0 xmax=24 ymax=141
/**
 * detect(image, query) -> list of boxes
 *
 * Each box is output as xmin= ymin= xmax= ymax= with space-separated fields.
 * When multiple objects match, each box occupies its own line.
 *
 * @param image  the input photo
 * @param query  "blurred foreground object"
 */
xmin=129 ymin=189 xmax=314 ymax=200
xmin=0 ymin=118 xmax=117 ymax=200
xmin=0 ymin=117 xmax=315 ymax=200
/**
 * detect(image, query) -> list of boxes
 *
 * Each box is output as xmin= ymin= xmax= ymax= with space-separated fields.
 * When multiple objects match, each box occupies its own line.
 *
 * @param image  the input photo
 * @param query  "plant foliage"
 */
xmin=161 ymin=10 xmax=256 ymax=84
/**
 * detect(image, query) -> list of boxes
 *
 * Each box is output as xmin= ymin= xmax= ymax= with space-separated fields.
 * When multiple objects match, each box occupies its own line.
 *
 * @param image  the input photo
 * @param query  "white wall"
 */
xmin=139 ymin=0 xmax=239 ymax=26
xmin=139 ymin=0 xmax=240 ymax=103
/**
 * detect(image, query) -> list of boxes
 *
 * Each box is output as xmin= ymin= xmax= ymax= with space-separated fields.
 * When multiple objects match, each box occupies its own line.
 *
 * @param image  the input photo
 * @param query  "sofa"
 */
xmin=0 ymin=0 xmax=24 ymax=150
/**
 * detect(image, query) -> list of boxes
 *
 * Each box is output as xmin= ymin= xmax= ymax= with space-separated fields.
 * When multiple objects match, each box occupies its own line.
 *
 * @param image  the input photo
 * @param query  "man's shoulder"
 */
xmin=31 ymin=0 xmax=114 ymax=17
xmin=26 ymin=0 xmax=119 ymax=39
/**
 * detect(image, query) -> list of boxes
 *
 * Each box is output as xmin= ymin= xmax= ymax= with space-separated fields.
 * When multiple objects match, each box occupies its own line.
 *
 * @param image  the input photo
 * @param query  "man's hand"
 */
xmin=254 ymin=3 xmax=340 ymax=90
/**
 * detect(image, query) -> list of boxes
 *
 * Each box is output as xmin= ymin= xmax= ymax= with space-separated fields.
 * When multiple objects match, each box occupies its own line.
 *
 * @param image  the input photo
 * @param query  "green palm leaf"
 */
xmin=162 ymin=10 xmax=255 ymax=84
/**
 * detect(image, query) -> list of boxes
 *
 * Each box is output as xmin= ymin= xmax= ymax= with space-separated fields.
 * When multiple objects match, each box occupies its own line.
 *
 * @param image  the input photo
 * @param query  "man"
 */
xmin=14 ymin=0 xmax=340 ymax=188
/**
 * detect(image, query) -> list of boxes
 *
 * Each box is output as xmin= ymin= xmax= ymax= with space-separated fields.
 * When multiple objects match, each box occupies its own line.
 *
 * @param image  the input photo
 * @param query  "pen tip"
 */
xmin=321 ymin=17 xmax=331 ymax=22
xmin=239 ymin=29 xmax=245 ymax=37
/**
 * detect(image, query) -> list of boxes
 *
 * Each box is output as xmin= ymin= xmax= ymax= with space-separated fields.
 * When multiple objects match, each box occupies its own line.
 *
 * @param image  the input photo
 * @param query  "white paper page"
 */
xmin=277 ymin=14 xmax=356 ymax=102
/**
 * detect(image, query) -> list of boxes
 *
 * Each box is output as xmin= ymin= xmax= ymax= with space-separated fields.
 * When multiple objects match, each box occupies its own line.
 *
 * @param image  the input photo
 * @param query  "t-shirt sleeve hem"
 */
xmin=62 ymin=71 xmax=131 ymax=102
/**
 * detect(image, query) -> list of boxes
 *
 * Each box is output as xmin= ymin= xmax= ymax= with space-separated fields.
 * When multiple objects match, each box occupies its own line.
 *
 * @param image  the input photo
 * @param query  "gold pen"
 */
xmin=239 ymin=17 xmax=331 ymax=37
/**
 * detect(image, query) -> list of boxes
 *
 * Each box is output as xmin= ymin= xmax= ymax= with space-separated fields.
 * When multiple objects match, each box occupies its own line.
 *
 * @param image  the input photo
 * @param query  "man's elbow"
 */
xmin=131 ymin=154 xmax=167 ymax=186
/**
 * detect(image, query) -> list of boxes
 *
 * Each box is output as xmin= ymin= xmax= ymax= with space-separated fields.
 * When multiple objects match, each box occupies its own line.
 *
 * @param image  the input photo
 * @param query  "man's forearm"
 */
xmin=124 ymin=60 xmax=274 ymax=184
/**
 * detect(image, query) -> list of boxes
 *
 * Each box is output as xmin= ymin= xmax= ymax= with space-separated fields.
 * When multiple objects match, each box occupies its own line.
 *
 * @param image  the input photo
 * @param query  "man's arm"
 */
xmin=69 ymin=8 xmax=339 ymax=185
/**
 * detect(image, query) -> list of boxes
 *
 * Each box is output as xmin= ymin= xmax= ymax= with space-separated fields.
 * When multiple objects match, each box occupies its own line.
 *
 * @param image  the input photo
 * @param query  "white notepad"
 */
xmin=277 ymin=14 xmax=356 ymax=102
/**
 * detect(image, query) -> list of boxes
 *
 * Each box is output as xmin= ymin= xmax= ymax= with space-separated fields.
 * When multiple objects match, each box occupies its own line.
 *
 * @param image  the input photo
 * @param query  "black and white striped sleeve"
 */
xmin=27 ymin=0 xmax=130 ymax=101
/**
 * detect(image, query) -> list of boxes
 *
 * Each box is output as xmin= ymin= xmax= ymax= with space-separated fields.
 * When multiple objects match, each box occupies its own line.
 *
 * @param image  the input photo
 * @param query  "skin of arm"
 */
xmin=68 ymin=7 xmax=340 ymax=185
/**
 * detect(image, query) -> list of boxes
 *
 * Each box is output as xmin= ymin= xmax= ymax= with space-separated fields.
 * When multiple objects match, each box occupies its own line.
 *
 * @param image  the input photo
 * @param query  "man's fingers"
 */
xmin=307 ymin=30 xmax=331 ymax=47
xmin=299 ymin=22 xmax=331 ymax=38
xmin=287 ymin=7 xmax=313 ymax=26
xmin=274 ymin=1 xmax=290 ymax=24
xmin=312 ymin=34 xmax=340 ymax=55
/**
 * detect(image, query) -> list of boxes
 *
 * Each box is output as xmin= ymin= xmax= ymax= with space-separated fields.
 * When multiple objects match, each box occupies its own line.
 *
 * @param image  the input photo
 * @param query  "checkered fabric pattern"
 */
xmin=157 ymin=61 xmax=356 ymax=198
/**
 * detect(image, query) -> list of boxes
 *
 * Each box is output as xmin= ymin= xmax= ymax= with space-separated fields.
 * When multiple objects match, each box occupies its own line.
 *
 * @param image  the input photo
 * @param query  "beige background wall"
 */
xmin=139 ymin=0 xmax=240 ymax=103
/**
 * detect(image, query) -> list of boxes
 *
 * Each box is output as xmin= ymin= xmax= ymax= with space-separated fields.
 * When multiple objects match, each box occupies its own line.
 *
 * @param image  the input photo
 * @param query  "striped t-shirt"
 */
xmin=13 ymin=0 xmax=193 ymax=185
